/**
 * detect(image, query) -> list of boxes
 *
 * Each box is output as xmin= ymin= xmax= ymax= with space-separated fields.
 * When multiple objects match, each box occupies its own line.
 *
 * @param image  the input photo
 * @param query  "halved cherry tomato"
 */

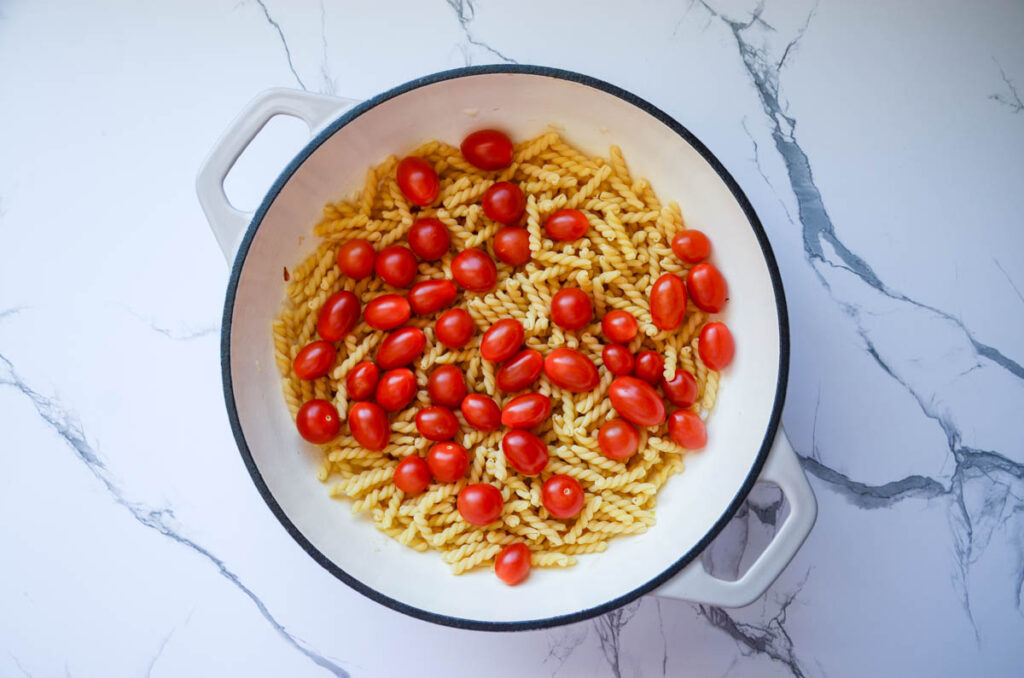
xmin=634 ymin=350 xmax=664 ymax=385
xmin=500 ymin=393 xmax=551 ymax=429
xmin=364 ymin=294 xmax=411 ymax=331
xmin=550 ymin=288 xmax=593 ymax=331
xmin=541 ymin=475 xmax=585 ymax=519
xmin=496 ymin=349 xmax=544 ymax=392
xmin=686 ymin=262 xmax=728 ymax=313
xmin=393 ymin=456 xmax=431 ymax=495
xmin=661 ymin=370 xmax=698 ymax=408
xmin=347 ymin=401 xmax=389 ymax=450
xmin=377 ymin=327 xmax=426 ymax=369
xmin=375 ymin=368 xmax=417 ymax=412
xmin=460 ymin=394 xmax=501 ymax=432
xmin=374 ymin=245 xmax=418 ymax=288
xmin=293 ymin=340 xmax=336 ymax=380
xmin=461 ymin=129 xmax=514 ymax=170
xmin=668 ymin=409 xmax=707 ymax=449
xmin=480 ymin=318 xmax=524 ymax=362
xmin=698 ymin=321 xmax=734 ymax=370
xmin=316 ymin=290 xmax=360 ymax=341
xmin=543 ymin=348 xmax=600 ymax=392
xmin=457 ymin=483 xmax=503 ymax=525
xmin=408 ymin=279 xmax=457 ymax=315
xmin=427 ymin=365 xmax=468 ymax=408
xmin=493 ymin=226 xmax=532 ymax=266
xmin=601 ymin=310 xmax=638 ymax=343
xmin=435 ymin=308 xmax=475 ymax=348
xmin=482 ymin=182 xmax=525 ymax=224
xmin=544 ymin=209 xmax=589 ymax=241
xmin=295 ymin=399 xmax=340 ymax=444
xmin=650 ymin=273 xmax=687 ymax=330
xmin=608 ymin=376 xmax=666 ymax=426
xmin=345 ymin=362 xmax=379 ymax=401
xmin=451 ymin=248 xmax=498 ymax=292
xmin=396 ymin=156 xmax=439 ymax=206
xmin=336 ymin=239 xmax=375 ymax=279
xmin=426 ymin=441 xmax=470 ymax=482
xmin=671 ymin=229 xmax=711 ymax=263
xmin=407 ymin=218 xmax=450 ymax=261
xmin=494 ymin=543 xmax=531 ymax=586
xmin=602 ymin=344 xmax=634 ymax=376
xmin=415 ymin=406 xmax=459 ymax=441
xmin=597 ymin=418 xmax=640 ymax=460
xmin=501 ymin=430 xmax=550 ymax=475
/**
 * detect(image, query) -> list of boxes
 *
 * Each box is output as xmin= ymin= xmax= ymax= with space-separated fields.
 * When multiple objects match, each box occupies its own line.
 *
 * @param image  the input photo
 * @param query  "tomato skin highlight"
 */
xmin=544 ymin=209 xmax=589 ymax=241
xmin=495 ymin=348 xmax=544 ymax=392
xmin=686 ymin=262 xmax=728 ymax=313
xmin=550 ymin=288 xmax=593 ymax=331
xmin=543 ymin=348 xmax=600 ymax=392
xmin=461 ymin=129 xmax=514 ymax=170
xmin=347 ymin=401 xmax=390 ymax=450
xmin=427 ymin=365 xmax=468 ymax=408
xmin=451 ymin=248 xmax=498 ymax=292
xmin=415 ymin=406 xmax=460 ymax=441
xmin=634 ymin=350 xmax=665 ymax=385
xmin=364 ymin=294 xmax=410 ymax=331
xmin=295 ymin=399 xmax=341 ymax=444
xmin=408 ymin=279 xmax=457 ymax=315
xmin=375 ymin=368 xmax=417 ymax=412
xmin=460 ymin=394 xmax=501 ymax=432
xmin=501 ymin=430 xmax=550 ymax=475
xmin=501 ymin=393 xmax=552 ymax=429
xmin=698 ymin=321 xmax=735 ymax=370
xmin=293 ymin=341 xmax=336 ymax=380
xmin=597 ymin=419 xmax=640 ymax=460
xmin=396 ymin=156 xmax=439 ymax=206
xmin=494 ymin=543 xmax=531 ymax=586
xmin=407 ymin=218 xmax=450 ymax=261
xmin=650 ymin=273 xmax=688 ymax=330
xmin=374 ymin=245 xmax=418 ymax=288
xmin=393 ymin=456 xmax=431 ymax=495
xmin=435 ymin=308 xmax=475 ymax=349
xmin=671 ymin=229 xmax=711 ymax=263
xmin=661 ymin=370 xmax=699 ymax=408
xmin=457 ymin=484 xmax=504 ymax=525
xmin=602 ymin=344 xmax=634 ymax=376
xmin=608 ymin=376 xmax=666 ymax=426
xmin=336 ymin=239 xmax=375 ymax=279
xmin=480 ymin=319 xmax=525 ymax=362
xmin=668 ymin=409 xmax=707 ymax=449
xmin=601 ymin=310 xmax=638 ymax=343
xmin=482 ymin=181 xmax=526 ymax=224
xmin=493 ymin=226 xmax=532 ymax=266
xmin=345 ymin=362 xmax=379 ymax=401
xmin=316 ymin=290 xmax=360 ymax=341
xmin=426 ymin=442 xmax=470 ymax=482
xmin=541 ymin=475 xmax=585 ymax=519
xmin=376 ymin=327 xmax=426 ymax=369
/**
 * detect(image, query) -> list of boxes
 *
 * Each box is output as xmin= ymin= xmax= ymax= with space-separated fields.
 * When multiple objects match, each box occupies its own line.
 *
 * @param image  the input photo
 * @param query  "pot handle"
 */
xmin=655 ymin=430 xmax=816 ymax=607
xmin=196 ymin=88 xmax=359 ymax=262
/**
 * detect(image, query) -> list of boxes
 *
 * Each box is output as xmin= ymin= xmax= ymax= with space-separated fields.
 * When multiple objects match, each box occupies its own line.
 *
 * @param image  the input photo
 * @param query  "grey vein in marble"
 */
xmin=444 ymin=0 xmax=517 ymax=65
xmin=144 ymin=627 xmax=176 ymax=678
xmin=593 ymin=601 xmax=641 ymax=678
xmin=543 ymin=625 xmax=588 ymax=676
xmin=994 ymin=258 xmax=1024 ymax=306
xmin=122 ymin=306 xmax=218 ymax=341
xmin=990 ymin=60 xmax=1023 ymax=114
xmin=253 ymin=0 xmax=308 ymax=90
xmin=11 ymin=655 xmax=32 ymax=678
xmin=318 ymin=0 xmax=336 ymax=96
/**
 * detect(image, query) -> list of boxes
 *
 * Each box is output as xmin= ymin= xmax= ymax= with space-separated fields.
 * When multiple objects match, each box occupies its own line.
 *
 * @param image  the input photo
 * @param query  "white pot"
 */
xmin=197 ymin=67 xmax=816 ymax=630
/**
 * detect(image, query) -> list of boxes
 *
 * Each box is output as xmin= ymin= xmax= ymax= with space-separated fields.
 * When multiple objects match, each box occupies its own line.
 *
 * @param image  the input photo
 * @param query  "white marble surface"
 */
xmin=2 ymin=0 xmax=1023 ymax=676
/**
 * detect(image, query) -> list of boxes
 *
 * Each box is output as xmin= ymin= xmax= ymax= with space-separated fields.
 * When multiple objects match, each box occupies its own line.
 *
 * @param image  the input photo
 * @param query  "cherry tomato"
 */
xmin=345 ymin=362 xmax=379 ymax=401
xmin=451 ymin=248 xmax=498 ymax=292
xmin=543 ymin=348 xmax=600 ymax=393
xmin=292 ymin=340 xmax=336 ymax=380
xmin=408 ymin=279 xmax=457 ymax=315
xmin=668 ymin=409 xmax=707 ymax=449
xmin=650 ymin=273 xmax=688 ymax=330
xmin=336 ymin=239 xmax=375 ymax=279
xmin=493 ymin=226 xmax=532 ymax=266
xmin=601 ymin=310 xmax=638 ymax=343
xmin=500 ymin=393 xmax=551 ymax=429
xmin=348 ymin=401 xmax=390 ymax=450
xmin=460 ymin=129 xmax=514 ymax=170
xmin=407 ymin=218 xmax=450 ymax=261
xmin=661 ymin=370 xmax=698 ymax=408
xmin=457 ymin=483 xmax=503 ymax=525
xmin=460 ymin=393 xmax=501 ymax=432
xmin=377 ymin=327 xmax=426 ymax=369
xmin=494 ymin=543 xmax=531 ymax=586
xmin=544 ymin=209 xmax=589 ymax=241
xmin=634 ymin=350 xmax=664 ymax=385
xmin=480 ymin=318 xmax=524 ymax=362
xmin=541 ymin=475 xmax=585 ymax=519
xmin=393 ymin=456 xmax=431 ymax=495
xmin=671 ymin=229 xmax=711 ymax=263
xmin=501 ymin=430 xmax=550 ymax=475
xmin=427 ymin=365 xmax=468 ymax=408
xmin=435 ymin=308 xmax=475 ymax=349
xmin=375 ymin=368 xmax=417 ymax=412
xmin=602 ymin=344 xmax=634 ymax=376
xmin=364 ymin=294 xmax=411 ymax=331
xmin=698 ymin=321 xmax=735 ymax=370
xmin=427 ymin=441 xmax=470 ymax=482
xmin=415 ymin=406 xmax=460 ymax=441
xmin=396 ymin=156 xmax=439 ymax=206
xmin=496 ymin=349 xmax=544 ymax=392
xmin=550 ymin=288 xmax=593 ymax=331
xmin=482 ymin=182 xmax=525 ymax=224
xmin=597 ymin=419 xmax=640 ymax=460
xmin=374 ymin=245 xmax=418 ymax=288
xmin=608 ymin=376 xmax=666 ymax=426
xmin=686 ymin=262 xmax=728 ymax=313
xmin=316 ymin=290 xmax=360 ymax=341
xmin=295 ymin=399 xmax=340 ymax=444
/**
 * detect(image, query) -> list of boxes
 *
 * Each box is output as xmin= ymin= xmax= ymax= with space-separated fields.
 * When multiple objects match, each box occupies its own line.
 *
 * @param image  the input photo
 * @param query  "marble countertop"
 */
xmin=3 ymin=1 xmax=1023 ymax=676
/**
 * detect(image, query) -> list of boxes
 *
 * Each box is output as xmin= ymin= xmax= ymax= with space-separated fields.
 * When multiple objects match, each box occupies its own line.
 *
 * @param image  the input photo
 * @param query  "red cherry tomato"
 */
xmin=650 ymin=273 xmax=688 ymax=330
xmin=698 ymin=322 xmax=735 ymax=370
xmin=457 ymin=484 xmax=504 ymax=525
xmin=671 ymin=229 xmax=711 ymax=263
xmin=460 ymin=394 xmax=501 ymax=432
xmin=550 ymin=288 xmax=593 ymax=331
xmin=496 ymin=349 xmax=544 ymax=392
xmin=348 ymin=401 xmax=390 ymax=450
xmin=364 ymin=294 xmax=411 ymax=331
xmin=393 ymin=456 xmax=431 ymax=494
xmin=451 ymin=248 xmax=498 ymax=292
xmin=493 ymin=226 xmax=532 ymax=266
xmin=292 ymin=340 xmax=336 ymax=380
xmin=375 ymin=368 xmax=417 ymax=412
xmin=408 ymin=279 xmax=457 ymax=315
xmin=415 ymin=406 xmax=459 ymax=441
xmin=541 ymin=475 xmax=585 ymax=519
xmin=598 ymin=419 xmax=640 ymax=460
xmin=543 ymin=348 xmax=600 ymax=393
xmin=602 ymin=344 xmax=634 ymax=376
xmin=500 ymin=393 xmax=551 ymax=429
xmin=608 ymin=376 xmax=666 ymax=426
xmin=396 ymin=156 xmax=439 ymax=206
xmin=377 ymin=327 xmax=426 ymax=369
xmin=295 ymin=399 xmax=340 ymax=444
xmin=345 ymin=362 xmax=379 ymax=401
xmin=427 ymin=442 xmax=470 ymax=482
xmin=336 ymin=239 xmax=375 ymax=279
xmin=544 ymin=209 xmax=589 ymax=241
xmin=435 ymin=308 xmax=475 ymax=349
xmin=482 ymin=182 xmax=525 ymax=224
xmin=501 ymin=430 xmax=550 ymax=476
xmin=601 ymin=310 xmax=638 ymax=343
xmin=407 ymin=218 xmax=450 ymax=261
xmin=668 ymin=409 xmax=707 ymax=449
xmin=661 ymin=370 xmax=698 ymax=408
xmin=316 ymin=290 xmax=360 ymax=341
xmin=427 ymin=365 xmax=468 ymax=408
xmin=634 ymin=350 xmax=664 ymax=385
xmin=494 ymin=543 xmax=531 ymax=586
xmin=686 ymin=262 xmax=728 ymax=313
xmin=374 ymin=245 xmax=418 ymax=288
xmin=480 ymin=319 xmax=524 ymax=362
xmin=460 ymin=129 xmax=514 ymax=170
